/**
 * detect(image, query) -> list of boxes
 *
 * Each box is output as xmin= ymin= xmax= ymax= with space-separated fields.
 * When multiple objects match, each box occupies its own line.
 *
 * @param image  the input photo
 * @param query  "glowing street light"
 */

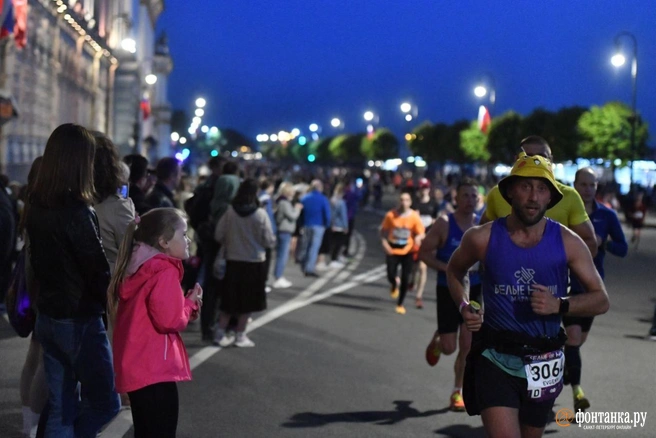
xmin=145 ymin=74 xmax=157 ymax=85
xmin=192 ymin=116 xmax=201 ymax=125
xmin=270 ymin=134 xmax=278 ymax=142
xmin=611 ymin=53 xmax=626 ymax=67
xmin=330 ymin=117 xmax=342 ymax=128
xmin=405 ymin=114 xmax=413 ymax=122
xmin=195 ymin=108 xmax=204 ymax=117
xmin=121 ymin=38 xmax=136 ymax=53
xmin=291 ymin=128 xmax=301 ymax=137
xmin=179 ymin=137 xmax=187 ymax=145
xmin=201 ymin=125 xmax=209 ymax=133
xmin=309 ymin=123 xmax=319 ymax=132
xmin=473 ymin=73 xmax=496 ymax=108
xmin=195 ymin=97 xmax=206 ymax=108
xmin=610 ymin=31 xmax=638 ymax=186
xmin=170 ymin=132 xmax=180 ymax=142
xmin=363 ymin=111 xmax=375 ymax=122
xmin=400 ymin=102 xmax=412 ymax=113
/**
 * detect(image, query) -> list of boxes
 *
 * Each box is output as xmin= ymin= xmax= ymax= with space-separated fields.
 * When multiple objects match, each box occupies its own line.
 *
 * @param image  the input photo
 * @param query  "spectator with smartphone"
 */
xmin=93 ymin=132 xmax=136 ymax=274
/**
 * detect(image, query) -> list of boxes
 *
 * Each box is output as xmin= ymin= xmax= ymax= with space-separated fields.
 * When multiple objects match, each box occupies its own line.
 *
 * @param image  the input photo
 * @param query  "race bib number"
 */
xmin=524 ymin=350 xmax=564 ymax=402
xmin=391 ymin=227 xmax=411 ymax=245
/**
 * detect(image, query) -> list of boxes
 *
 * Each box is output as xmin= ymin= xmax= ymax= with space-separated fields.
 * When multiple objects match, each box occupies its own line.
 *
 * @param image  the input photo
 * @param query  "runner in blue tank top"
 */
xmin=446 ymin=153 xmax=609 ymax=438
xmin=419 ymin=178 xmax=481 ymax=411
xmin=563 ymin=168 xmax=627 ymax=412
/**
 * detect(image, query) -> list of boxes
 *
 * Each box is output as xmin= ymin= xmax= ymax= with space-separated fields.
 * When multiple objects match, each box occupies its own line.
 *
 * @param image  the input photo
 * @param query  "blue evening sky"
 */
xmin=157 ymin=0 xmax=656 ymax=147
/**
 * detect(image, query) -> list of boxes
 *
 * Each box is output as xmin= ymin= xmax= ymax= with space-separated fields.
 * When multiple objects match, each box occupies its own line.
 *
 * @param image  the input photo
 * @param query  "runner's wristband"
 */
xmin=459 ymin=301 xmax=469 ymax=314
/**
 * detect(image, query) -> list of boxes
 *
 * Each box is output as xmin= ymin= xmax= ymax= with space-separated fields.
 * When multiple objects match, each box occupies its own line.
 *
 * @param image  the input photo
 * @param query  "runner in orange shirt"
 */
xmin=380 ymin=189 xmax=425 ymax=314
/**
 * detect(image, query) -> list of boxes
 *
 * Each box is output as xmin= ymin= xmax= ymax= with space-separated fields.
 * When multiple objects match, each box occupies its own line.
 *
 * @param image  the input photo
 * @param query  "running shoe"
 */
xmin=573 ymin=387 xmax=591 ymax=411
xmin=450 ymin=391 xmax=466 ymax=412
xmin=425 ymin=334 xmax=441 ymax=366
xmin=390 ymin=285 xmax=399 ymax=299
xmin=415 ymin=298 xmax=424 ymax=309
xmin=395 ymin=305 xmax=406 ymax=315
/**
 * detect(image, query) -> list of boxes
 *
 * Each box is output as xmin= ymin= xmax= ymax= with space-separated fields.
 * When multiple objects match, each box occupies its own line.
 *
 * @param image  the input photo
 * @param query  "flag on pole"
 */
xmin=477 ymin=105 xmax=491 ymax=134
xmin=12 ymin=0 xmax=27 ymax=49
xmin=0 ymin=0 xmax=12 ymax=39
xmin=140 ymin=98 xmax=151 ymax=120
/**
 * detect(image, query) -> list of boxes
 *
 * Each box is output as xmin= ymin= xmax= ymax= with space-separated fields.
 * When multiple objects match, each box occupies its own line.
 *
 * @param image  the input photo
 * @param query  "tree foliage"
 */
xmin=361 ymin=128 xmax=398 ymax=160
xmin=460 ymin=121 xmax=489 ymax=161
xmin=578 ymin=102 xmax=649 ymax=162
xmin=486 ymin=111 xmax=523 ymax=163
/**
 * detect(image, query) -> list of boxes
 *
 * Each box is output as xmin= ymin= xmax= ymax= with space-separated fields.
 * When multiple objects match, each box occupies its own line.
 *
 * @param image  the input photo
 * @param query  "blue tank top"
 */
xmin=436 ymin=214 xmax=480 ymax=286
xmin=482 ymin=217 xmax=568 ymax=338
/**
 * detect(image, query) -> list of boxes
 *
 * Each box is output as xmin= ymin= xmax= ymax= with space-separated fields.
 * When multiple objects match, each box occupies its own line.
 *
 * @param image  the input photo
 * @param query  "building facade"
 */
xmin=0 ymin=0 xmax=172 ymax=182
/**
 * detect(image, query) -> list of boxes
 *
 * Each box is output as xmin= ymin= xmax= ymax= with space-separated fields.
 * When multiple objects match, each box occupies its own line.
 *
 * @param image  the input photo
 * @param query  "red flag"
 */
xmin=477 ymin=105 xmax=491 ymax=134
xmin=12 ymin=0 xmax=26 ymax=48
xmin=140 ymin=98 xmax=151 ymax=120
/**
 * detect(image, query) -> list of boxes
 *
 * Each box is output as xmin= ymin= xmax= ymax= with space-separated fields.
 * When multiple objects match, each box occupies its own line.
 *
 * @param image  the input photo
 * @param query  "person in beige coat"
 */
xmin=92 ymin=133 xmax=136 ymax=274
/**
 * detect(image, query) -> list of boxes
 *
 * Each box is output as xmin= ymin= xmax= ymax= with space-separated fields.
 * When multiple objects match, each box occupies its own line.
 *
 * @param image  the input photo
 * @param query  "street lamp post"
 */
xmin=400 ymin=102 xmax=418 ymax=159
xmin=611 ymin=31 xmax=638 ymax=188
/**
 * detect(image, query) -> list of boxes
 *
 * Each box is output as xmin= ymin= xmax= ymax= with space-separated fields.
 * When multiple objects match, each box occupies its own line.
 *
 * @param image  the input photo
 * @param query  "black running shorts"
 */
xmin=475 ymin=356 xmax=555 ymax=428
xmin=437 ymin=284 xmax=482 ymax=334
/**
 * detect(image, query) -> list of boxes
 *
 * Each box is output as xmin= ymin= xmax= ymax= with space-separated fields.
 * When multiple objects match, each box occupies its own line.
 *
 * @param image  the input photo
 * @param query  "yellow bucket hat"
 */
xmin=498 ymin=153 xmax=564 ymax=209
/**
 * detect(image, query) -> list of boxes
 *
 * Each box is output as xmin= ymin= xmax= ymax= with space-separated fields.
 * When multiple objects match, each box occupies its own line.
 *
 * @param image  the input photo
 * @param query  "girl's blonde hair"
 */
xmin=332 ymin=183 xmax=344 ymax=201
xmin=276 ymin=181 xmax=294 ymax=199
xmin=107 ymin=208 xmax=186 ymax=319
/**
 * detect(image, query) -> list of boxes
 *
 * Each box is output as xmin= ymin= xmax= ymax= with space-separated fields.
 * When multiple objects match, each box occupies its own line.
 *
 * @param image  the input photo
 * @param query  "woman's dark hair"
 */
xmin=19 ymin=156 xmax=43 ymax=233
xmin=30 ymin=123 xmax=96 ymax=208
xmin=92 ymin=132 xmax=122 ymax=202
xmin=123 ymin=154 xmax=149 ymax=183
xmin=155 ymin=157 xmax=180 ymax=181
xmin=222 ymin=160 xmax=238 ymax=176
xmin=231 ymin=178 xmax=258 ymax=207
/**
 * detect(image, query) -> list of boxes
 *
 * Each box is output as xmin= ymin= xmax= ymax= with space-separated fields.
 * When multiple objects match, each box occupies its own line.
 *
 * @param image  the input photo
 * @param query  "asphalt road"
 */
xmin=1 ymin=199 xmax=655 ymax=437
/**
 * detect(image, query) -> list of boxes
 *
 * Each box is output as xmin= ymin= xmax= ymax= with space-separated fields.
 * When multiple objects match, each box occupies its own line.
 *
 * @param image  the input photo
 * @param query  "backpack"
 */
xmin=184 ymin=180 xmax=215 ymax=231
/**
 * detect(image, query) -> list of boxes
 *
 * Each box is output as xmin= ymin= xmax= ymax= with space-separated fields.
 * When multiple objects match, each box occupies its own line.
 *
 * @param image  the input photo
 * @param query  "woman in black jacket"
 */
xmin=26 ymin=123 xmax=120 ymax=436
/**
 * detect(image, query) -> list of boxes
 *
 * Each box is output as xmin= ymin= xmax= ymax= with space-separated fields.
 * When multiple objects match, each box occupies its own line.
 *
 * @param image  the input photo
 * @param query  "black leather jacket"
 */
xmin=26 ymin=200 xmax=111 ymax=319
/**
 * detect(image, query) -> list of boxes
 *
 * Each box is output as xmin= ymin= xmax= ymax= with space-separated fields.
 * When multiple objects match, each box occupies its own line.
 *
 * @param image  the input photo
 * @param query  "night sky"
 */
xmin=156 ymin=0 xmax=656 ymax=148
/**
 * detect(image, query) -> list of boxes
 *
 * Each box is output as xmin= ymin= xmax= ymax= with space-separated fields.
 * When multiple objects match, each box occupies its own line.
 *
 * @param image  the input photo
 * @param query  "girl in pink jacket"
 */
xmin=109 ymin=208 xmax=202 ymax=438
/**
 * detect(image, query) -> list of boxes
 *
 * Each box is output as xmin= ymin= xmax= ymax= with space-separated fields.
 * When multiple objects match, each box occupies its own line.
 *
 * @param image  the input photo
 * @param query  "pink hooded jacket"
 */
xmin=112 ymin=243 xmax=198 ymax=393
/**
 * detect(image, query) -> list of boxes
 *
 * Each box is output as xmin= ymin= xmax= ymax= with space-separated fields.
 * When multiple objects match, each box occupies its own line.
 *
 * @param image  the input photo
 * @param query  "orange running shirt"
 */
xmin=380 ymin=209 xmax=425 ymax=255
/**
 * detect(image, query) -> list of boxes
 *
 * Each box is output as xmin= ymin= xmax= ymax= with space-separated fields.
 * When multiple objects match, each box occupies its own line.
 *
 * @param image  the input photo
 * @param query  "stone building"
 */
xmin=0 ymin=0 xmax=172 ymax=182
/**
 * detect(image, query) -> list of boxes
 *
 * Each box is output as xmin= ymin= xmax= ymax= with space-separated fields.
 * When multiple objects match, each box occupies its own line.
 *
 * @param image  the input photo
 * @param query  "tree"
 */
xmin=309 ymin=136 xmax=333 ymax=163
xmin=460 ymin=121 xmax=489 ymax=161
xmin=361 ymin=128 xmax=398 ymax=160
xmin=486 ymin=111 xmax=524 ymax=163
xmin=552 ymin=106 xmax=586 ymax=161
xmin=289 ymin=138 xmax=309 ymax=162
xmin=408 ymin=121 xmax=435 ymax=160
xmin=445 ymin=119 xmax=470 ymax=163
xmin=578 ymin=102 xmax=649 ymax=162
xmin=329 ymin=134 xmax=365 ymax=163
